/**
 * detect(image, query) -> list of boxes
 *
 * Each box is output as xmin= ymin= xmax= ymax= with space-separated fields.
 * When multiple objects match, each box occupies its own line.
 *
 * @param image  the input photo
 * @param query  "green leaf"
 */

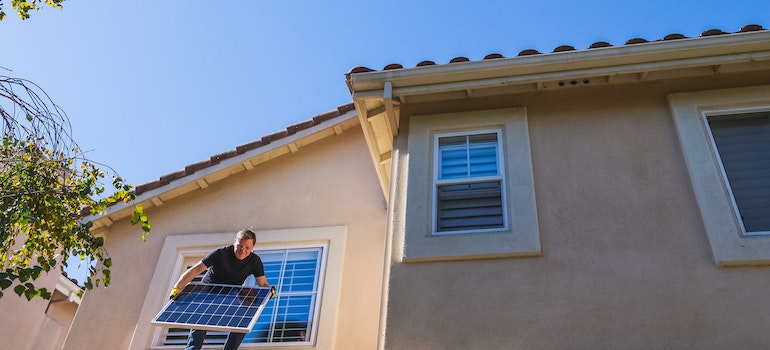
xmin=14 ymin=284 xmax=25 ymax=297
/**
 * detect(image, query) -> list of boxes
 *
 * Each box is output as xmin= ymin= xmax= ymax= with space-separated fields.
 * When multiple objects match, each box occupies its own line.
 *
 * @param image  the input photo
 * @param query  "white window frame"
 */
xmin=669 ymin=85 xmax=770 ymax=266
xmin=432 ymin=129 xmax=507 ymax=235
xmin=399 ymin=107 xmax=541 ymax=262
xmin=139 ymin=226 xmax=346 ymax=350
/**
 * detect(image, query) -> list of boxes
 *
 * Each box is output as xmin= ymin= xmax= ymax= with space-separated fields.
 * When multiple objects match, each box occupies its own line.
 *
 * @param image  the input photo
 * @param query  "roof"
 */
xmin=346 ymin=24 xmax=765 ymax=74
xmin=134 ymin=103 xmax=355 ymax=196
xmin=88 ymin=103 xmax=357 ymax=230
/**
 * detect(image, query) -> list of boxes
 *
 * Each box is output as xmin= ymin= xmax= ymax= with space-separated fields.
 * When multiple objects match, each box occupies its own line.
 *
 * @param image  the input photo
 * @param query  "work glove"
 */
xmin=270 ymin=286 xmax=276 ymax=299
xmin=169 ymin=287 xmax=180 ymax=300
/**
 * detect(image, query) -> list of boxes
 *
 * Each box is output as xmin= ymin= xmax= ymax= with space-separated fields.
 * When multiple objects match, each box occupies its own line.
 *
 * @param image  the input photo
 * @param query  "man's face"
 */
xmin=233 ymin=238 xmax=254 ymax=260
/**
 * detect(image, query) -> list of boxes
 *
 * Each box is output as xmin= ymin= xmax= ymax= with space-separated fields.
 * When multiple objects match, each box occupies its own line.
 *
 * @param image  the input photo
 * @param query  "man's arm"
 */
xmin=255 ymin=275 xmax=269 ymax=287
xmin=169 ymin=261 xmax=208 ymax=298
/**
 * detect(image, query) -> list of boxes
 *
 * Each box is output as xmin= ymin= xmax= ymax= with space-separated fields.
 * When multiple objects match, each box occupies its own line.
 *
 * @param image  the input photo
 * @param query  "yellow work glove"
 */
xmin=270 ymin=286 xmax=276 ymax=299
xmin=169 ymin=287 xmax=180 ymax=300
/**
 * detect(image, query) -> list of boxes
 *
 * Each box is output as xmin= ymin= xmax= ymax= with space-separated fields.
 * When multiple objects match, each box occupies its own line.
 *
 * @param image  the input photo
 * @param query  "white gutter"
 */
xmin=349 ymin=30 xmax=770 ymax=97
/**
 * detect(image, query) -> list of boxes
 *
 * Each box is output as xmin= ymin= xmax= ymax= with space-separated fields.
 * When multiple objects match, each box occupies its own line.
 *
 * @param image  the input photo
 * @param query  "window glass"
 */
xmin=707 ymin=111 xmax=770 ymax=234
xmin=245 ymin=248 xmax=321 ymax=344
xmin=435 ymin=130 xmax=505 ymax=234
xmin=439 ymin=133 xmax=499 ymax=179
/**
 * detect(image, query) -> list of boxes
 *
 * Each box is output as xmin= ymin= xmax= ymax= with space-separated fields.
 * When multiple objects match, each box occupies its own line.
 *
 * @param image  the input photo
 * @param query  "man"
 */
xmin=169 ymin=229 xmax=274 ymax=350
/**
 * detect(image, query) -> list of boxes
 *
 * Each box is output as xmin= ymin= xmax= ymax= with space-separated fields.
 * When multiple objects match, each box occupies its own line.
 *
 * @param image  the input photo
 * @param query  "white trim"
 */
xmin=669 ymin=85 xmax=770 ymax=265
xmin=401 ymin=107 xmax=540 ymax=261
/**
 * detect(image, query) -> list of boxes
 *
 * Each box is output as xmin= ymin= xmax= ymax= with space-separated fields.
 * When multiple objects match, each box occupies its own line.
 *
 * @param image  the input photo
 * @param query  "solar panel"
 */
xmin=152 ymin=283 xmax=272 ymax=333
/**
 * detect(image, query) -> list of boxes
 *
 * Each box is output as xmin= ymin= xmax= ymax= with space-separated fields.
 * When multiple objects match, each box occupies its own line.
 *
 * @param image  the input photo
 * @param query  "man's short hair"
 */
xmin=236 ymin=229 xmax=256 ymax=243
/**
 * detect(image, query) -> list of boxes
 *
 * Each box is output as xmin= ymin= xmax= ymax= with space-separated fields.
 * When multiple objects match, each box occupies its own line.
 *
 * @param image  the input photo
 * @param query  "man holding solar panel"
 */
xmin=168 ymin=228 xmax=275 ymax=350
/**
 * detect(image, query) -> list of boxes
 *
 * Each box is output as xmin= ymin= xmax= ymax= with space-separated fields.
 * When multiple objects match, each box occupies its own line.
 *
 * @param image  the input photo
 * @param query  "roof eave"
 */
xmin=348 ymin=30 xmax=770 ymax=99
xmin=85 ymin=109 xmax=360 ymax=231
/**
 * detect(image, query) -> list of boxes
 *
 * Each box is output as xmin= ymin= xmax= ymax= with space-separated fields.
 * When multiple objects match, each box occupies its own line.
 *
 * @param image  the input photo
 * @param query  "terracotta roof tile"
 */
xmin=337 ymin=103 xmax=356 ymax=114
xmin=347 ymin=24 xmax=765 ymax=74
xmin=133 ymin=103 xmax=356 ymax=196
xmin=261 ymin=130 xmax=289 ymax=145
xmin=553 ymin=45 xmax=575 ymax=52
xmin=625 ymin=37 xmax=649 ymax=45
xmin=416 ymin=60 xmax=437 ymax=67
xmin=286 ymin=119 xmax=316 ymax=135
xmin=159 ymin=170 xmax=186 ymax=184
xmin=185 ymin=159 xmax=213 ymax=174
xmin=740 ymin=24 xmax=763 ymax=32
xmin=383 ymin=64 xmax=404 ymax=70
xmin=589 ymin=41 xmax=613 ymax=48
xmin=210 ymin=149 xmax=238 ymax=164
xmin=663 ymin=33 xmax=687 ymax=40
xmin=701 ymin=29 xmax=728 ymax=36
xmin=518 ymin=49 xmax=541 ymax=56
xmin=449 ymin=57 xmax=470 ymax=63
xmin=235 ymin=140 xmax=264 ymax=154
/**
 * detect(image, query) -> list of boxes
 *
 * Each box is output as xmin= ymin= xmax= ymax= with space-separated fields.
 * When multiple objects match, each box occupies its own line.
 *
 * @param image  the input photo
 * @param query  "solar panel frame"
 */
xmin=152 ymin=282 xmax=272 ymax=333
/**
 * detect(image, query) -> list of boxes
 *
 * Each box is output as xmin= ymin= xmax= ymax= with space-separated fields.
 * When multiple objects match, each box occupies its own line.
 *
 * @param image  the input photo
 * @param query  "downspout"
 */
xmin=378 ymin=80 xmax=398 ymax=350
xmin=377 ymin=123 xmax=398 ymax=350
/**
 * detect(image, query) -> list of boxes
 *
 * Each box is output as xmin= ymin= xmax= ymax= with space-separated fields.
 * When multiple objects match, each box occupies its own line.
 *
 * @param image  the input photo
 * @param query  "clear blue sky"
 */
xmin=2 ymin=1 xmax=768 ymax=282
xmin=2 ymin=0 xmax=768 ymax=186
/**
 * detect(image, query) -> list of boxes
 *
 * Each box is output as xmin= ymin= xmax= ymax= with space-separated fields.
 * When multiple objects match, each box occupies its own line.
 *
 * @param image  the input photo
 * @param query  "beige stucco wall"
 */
xmin=0 ymin=271 xmax=79 ymax=350
xmin=62 ymin=125 xmax=386 ymax=349
xmin=383 ymin=72 xmax=770 ymax=349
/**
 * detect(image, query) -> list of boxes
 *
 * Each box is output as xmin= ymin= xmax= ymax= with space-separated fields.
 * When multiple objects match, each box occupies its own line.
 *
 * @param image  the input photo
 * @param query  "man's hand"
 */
xmin=270 ymin=286 xmax=276 ymax=299
xmin=169 ymin=287 xmax=180 ymax=300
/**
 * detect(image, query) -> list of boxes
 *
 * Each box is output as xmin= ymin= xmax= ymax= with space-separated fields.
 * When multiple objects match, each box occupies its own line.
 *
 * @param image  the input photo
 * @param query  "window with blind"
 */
xmin=163 ymin=245 xmax=324 ymax=347
xmin=707 ymin=111 xmax=770 ymax=235
xmin=434 ymin=130 xmax=506 ymax=234
xmin=669 ymin=86 xmax=770 ymax=265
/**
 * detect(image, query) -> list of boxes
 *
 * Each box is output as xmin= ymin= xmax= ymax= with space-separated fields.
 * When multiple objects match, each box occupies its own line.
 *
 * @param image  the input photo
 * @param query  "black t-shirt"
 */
xmin=200 ymin=245 xmax=265 ymax=285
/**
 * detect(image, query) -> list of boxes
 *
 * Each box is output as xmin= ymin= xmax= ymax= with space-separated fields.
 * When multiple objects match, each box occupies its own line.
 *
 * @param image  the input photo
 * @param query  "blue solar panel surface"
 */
xmin=152 ymin=283 xmax=271 ymax=333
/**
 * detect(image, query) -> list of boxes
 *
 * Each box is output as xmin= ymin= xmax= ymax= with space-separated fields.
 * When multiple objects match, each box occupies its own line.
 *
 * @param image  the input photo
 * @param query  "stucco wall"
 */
xmin=383 ymin=73 xmax=770 ymax=349
xmin=0 ymin=271 xmax=77 ymax=350
xmin=63 ymin=125 xmax=386 ymax=349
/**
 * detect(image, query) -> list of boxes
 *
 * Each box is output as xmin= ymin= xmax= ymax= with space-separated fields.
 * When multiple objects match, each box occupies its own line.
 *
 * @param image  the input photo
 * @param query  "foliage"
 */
xmin=0 ymin=0 xmax=64 ymax=21
xmin=1 ymin=75 xmax=150 ymax=300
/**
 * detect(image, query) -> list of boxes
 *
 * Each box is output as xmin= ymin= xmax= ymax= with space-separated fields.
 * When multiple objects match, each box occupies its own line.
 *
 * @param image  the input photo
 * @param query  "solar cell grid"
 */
xmin=152 ymin=283 xmax=271 ymax=333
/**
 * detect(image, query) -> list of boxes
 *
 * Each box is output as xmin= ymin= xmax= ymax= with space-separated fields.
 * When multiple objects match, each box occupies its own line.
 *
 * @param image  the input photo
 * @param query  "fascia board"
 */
xmin=349 ymin=30 xmax=770 ymax=96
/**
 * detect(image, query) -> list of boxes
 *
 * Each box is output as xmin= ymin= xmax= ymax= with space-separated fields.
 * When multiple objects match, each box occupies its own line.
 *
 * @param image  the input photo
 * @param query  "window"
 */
xmin=434 ymin=130 xmax=506 ymax=233
xmin=143 ymin=227 xmax=344 ymax=350
xmin=162 ymin=245 xmax=324 ymax=347
xmin=669 ymin=85 xmax=770 ymax=265
xmin=706 ymin=112 xmax=770 ymax=235
xmin=244 ymin=246 xmax=322 ymax=344
xmin=400 ymin=107 xmax=541 ymax=261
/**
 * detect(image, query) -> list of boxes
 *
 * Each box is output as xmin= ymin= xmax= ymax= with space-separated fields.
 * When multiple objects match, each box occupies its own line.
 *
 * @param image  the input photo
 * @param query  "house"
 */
xmin=61 ymin=105 xmax=388 ymax=349
xmin=0 ymin=270 xmax=82 ymax=350
xmin=56 ymin=23 xmax=770 ymax=349
xmin=345 ymin=24 xmax=770 ymax=349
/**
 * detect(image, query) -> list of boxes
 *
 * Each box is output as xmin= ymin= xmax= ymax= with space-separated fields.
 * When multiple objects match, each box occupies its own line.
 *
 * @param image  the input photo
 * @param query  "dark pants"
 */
xmin=185 ymin=329 xmax=246 ymax=350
